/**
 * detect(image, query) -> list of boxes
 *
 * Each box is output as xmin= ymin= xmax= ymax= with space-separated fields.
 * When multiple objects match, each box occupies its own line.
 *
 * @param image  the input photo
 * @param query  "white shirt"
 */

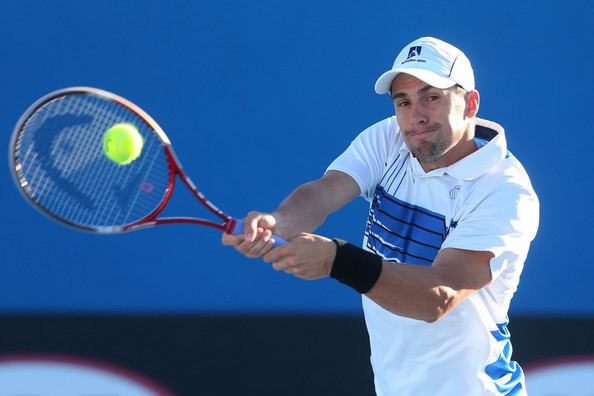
xmin=327 ymin=116 xmax=539 ymax=396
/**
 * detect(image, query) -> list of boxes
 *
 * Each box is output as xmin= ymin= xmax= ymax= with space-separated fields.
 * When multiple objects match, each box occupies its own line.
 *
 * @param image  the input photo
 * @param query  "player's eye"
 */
xmin=426 ymin=95 xmax=439 ymax=102
xmin=396 ymin=100 xmax=409 ymax=108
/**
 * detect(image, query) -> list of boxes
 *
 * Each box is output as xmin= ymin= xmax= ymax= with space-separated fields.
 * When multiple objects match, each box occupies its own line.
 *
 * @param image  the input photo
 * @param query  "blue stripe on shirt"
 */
xmin=365 ymin=186 xmax=446 ymax=266
xmin=485 ymin=321 xmax=525 ymax=395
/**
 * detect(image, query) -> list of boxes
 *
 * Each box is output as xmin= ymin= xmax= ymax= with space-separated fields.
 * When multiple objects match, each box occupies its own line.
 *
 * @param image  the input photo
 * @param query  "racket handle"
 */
xmin=230 ymin=219 xmax=288 ymax=248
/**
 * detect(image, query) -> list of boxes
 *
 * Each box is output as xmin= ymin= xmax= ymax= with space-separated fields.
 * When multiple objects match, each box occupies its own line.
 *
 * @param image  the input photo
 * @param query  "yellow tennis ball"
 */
xmin=102 ymin=123 xmax=143 ymax=165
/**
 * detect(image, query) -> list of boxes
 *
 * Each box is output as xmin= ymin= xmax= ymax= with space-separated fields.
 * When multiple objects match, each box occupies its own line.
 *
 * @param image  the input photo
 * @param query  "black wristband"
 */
xmin=329 ymin=239 xmax=382 ymax=294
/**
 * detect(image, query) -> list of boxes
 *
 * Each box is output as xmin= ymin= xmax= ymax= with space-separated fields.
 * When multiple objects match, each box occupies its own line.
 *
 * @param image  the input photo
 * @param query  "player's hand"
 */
xmin=262 ymin=232 xmax=337 ymax=280
xmin=221 ymin=211 xmax=279 ymax=258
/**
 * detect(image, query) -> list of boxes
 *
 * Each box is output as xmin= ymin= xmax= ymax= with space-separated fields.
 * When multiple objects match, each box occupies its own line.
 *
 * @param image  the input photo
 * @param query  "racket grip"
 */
xmin=230 ymin=219 xmax=288 ymax=248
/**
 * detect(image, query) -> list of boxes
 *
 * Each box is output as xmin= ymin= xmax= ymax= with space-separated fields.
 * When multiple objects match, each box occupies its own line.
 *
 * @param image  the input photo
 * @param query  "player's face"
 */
xmin=391 ymin=73 xmax=476 ymax=171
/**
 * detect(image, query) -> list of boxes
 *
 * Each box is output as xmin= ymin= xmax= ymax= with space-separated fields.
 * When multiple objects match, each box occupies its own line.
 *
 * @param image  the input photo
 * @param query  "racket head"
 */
xmin=9 ymin=87 xmax=174 ymax=233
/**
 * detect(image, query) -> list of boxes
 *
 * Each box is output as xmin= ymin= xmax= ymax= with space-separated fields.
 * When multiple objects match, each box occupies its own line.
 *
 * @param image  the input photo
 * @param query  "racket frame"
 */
xmin=10 ymin=87 xmax=240 ymax=235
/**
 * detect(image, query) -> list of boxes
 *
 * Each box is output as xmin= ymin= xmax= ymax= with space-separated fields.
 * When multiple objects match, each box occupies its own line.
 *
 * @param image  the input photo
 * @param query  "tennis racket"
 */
xmin=9 ymin=86 xmax=287 ymax=247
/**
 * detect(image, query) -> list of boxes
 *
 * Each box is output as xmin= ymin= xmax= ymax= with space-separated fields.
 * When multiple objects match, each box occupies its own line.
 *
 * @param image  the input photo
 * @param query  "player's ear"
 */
xmin=465 ymin=90 xmax=480 ymax=118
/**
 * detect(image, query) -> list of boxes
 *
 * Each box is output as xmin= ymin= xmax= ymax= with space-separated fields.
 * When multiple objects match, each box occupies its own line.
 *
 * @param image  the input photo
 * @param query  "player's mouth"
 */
xmin=407 ymin=125 xmax=440 ymax=140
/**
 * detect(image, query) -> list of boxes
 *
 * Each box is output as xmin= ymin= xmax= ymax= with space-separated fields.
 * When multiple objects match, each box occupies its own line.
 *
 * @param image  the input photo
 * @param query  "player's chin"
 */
xmin=410 ymin=144 xmax=445 ymax=163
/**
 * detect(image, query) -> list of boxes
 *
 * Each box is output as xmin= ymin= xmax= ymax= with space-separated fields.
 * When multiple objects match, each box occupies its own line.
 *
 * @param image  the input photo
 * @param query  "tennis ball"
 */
xmin=102 ymin=123 xmax=143 ymax=165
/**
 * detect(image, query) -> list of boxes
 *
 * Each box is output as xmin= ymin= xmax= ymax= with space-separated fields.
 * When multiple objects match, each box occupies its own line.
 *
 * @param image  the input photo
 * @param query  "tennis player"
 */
xmin=223 ymin=37 xmax=539 ymax=396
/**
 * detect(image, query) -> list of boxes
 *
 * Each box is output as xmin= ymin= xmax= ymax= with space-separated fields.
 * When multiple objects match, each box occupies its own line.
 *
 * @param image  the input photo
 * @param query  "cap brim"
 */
xmin=374 ymin=68 xmax=457 ymax=95
xmin=374 ymin=70 xmax=399 ymax=94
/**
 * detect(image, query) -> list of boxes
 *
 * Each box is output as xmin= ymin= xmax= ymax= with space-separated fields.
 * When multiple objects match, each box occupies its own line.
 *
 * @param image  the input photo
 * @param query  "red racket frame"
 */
xmin=98 ymin=89 xmax=240 ymax=235
xmin=122 ymin=145 xmax=239 ymax=234
xmin=11 ymin=86 xmax=240 ymax=236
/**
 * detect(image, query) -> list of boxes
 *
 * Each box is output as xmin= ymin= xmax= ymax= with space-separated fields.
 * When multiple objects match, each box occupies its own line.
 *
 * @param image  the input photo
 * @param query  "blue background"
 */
xmin=0 ymin=0 xmax=592 ymax=315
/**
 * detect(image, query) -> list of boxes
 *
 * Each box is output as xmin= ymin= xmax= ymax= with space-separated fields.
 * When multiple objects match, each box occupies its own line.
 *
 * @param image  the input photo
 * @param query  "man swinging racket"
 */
xmin=223 ymin=37 xmax=539 ymax=396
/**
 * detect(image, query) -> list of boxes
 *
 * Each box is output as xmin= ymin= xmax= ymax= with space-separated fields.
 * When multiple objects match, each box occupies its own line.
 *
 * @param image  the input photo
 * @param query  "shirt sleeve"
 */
xmin=441 ymin=179 xmax=540 ymax=278
xmin=326 ymin=117 xmax=398 ymax=201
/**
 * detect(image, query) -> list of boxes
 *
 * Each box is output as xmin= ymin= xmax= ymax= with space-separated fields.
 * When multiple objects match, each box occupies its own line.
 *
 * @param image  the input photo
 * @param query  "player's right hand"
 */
xmin=221 ymin=211 xmax=279 ymax=258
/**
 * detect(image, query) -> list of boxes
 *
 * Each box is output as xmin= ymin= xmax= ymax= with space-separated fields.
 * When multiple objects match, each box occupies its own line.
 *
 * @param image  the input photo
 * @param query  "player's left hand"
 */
xmin=263 ymin=233 xmax=336 ymax=280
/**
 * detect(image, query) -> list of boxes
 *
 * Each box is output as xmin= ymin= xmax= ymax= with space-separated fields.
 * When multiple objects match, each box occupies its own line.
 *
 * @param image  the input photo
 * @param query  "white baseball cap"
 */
xmin=374 ymin=37 xmax=475 ymax=94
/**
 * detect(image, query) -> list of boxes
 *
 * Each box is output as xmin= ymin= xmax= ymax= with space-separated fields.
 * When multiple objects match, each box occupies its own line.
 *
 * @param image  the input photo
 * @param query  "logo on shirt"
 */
xmin=449 ymin=185 xmax=461 ymax=199
xmin=407 ymin=46 xmax=422 ymax=59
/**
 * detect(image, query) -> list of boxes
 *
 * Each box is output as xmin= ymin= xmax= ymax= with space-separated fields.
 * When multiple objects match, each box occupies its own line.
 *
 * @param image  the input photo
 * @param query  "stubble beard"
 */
xmin=408 ymin=129 xmax=452 ymax=164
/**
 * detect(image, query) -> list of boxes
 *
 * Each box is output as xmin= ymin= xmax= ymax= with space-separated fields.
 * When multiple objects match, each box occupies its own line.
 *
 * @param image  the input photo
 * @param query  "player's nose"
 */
xmin=410 ymin=103 xmax=428 ymax=125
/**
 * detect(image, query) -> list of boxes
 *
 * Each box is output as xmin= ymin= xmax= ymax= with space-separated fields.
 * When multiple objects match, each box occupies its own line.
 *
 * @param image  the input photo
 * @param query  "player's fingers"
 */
xmin=247 ymin=229 xmax=275 ymax=257
xmin=263 ymin=243 xmax=290 ymax=263
xmin=244 ymin=211 xmax=265 ymax=242
xmin=235 ymin=229 xmax=260 ymax=256
xmin=244 ymin=211 xmax=278 ymax=242
xmin=256 ymin=214 xmax=277 ymax=230
xmin=221 ymin=231 xmax=243 ymax=246
xmin=271 ymin=257 xmax=291 ymax=272
xmin=236 ymin=228 xmax=271 ymax=258
xmin=236 ymin=240 xmax=257 ymax=257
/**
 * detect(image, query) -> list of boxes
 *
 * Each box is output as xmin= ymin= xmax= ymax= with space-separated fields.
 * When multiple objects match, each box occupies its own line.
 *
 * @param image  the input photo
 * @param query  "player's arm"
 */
xmin=273 ymin=170 xmax=360 ymax=237
xmin=263 ymin=236 xmax=492 ymax=322
xmin=221 ymin=170 xmax=360 ymax=257
xmin=365 ymin=183 xmax=536 ymax=322
xmin=365 ymin=248 xmax=493 ymax=322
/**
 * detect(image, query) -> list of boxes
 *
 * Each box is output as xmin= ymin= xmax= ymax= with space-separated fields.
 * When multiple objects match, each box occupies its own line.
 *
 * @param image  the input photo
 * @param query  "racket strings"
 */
xmin=41 ymin=96 xmax=99 ymax=221
xmin=14 ymin=92 xmax=171 ymax=230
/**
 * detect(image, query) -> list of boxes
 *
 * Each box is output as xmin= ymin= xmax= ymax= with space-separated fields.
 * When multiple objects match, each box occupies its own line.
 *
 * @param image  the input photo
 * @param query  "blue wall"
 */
xmin=1 ymin=0 xmax=592 ymax=314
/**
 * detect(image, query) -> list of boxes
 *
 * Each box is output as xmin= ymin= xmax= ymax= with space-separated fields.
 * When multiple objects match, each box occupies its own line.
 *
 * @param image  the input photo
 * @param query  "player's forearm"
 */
xmin=272 ymin=171 xmax=360 ymax=239
xmin=272 ymin=181 xmax=334 ymax=238
xmin=365 ymin=263 xmax=459 ymax=322
xmin=330 ymin=244 xmax=492 ymax=322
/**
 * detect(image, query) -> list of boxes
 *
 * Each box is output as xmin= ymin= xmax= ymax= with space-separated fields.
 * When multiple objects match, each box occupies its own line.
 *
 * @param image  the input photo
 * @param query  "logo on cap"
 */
xmin=407 ymin=46 xmax=422 ymax=59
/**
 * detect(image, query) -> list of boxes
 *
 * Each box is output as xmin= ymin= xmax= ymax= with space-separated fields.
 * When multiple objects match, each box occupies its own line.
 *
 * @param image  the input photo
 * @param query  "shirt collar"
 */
xmin=399 ymin=118 xmax=507 ymax=180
